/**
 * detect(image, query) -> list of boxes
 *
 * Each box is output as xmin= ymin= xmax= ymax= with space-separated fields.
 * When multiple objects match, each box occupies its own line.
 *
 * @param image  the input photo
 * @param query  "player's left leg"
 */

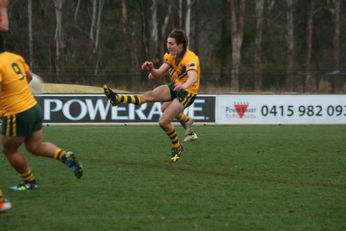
xmin=1 ymin=134 xmax=38 ymax=191
xmin=159 ymin=98 xmax=185 ymax=162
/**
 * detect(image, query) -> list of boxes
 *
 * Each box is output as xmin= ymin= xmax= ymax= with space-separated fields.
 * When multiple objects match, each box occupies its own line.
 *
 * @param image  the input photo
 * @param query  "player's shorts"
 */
xmin=1 ymin=104 xmax=43 ymax=137
xmin=167 ymin=82 xmax=196 ymax=108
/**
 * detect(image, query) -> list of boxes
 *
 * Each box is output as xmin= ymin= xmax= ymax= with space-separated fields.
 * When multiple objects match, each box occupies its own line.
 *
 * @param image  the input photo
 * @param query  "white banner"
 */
xmin=216 ymin=95 xmax=346 ymax=124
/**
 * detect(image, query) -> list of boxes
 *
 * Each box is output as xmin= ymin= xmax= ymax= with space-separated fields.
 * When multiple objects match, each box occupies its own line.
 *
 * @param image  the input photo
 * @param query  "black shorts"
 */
xmin=167 ymin=82 xmax=197 ymax=108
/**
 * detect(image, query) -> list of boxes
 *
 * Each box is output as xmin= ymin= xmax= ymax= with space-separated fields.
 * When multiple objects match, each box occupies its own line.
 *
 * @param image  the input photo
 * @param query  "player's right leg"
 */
xmin=26 ymin=104 xmax=83 ymax=179
xmin=162 ymin=102 xmax=198 ymax=142
xmin=25 ymin=130 xmax=83 ymax=179
xmin=104 ymin=85 xmax=143 ymax=106
xmin=104 ymin=84 xmax=171 ymax=106
xmin=180 ymin=116 xmax=198 ymax=142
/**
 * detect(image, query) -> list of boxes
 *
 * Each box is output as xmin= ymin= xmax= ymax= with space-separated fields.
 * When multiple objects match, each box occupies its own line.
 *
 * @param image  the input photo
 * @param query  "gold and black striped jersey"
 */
xmin=163 ymin=49 xmax=200 ymax=94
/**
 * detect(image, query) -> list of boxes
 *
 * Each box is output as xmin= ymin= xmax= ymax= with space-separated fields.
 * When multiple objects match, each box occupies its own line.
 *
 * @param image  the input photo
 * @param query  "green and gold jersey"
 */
xmin=0 ymin=51 xmax=37 ymax=115
xmin=163 ymin=49 xmax=200 ymax=94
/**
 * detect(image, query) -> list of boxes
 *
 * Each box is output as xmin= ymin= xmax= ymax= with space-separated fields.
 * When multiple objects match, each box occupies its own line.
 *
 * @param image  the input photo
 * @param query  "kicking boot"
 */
xmin=182 ymin=118 xmax=198 ymax=142
xmin=9 ymin=180 xmax=38 ymax=191
xmin=103 ymin=85 xmax=119 ymax=106
xmin=170 ymin=144 xmax=184 ymax=163
xmin=65 ymin=151 xmax=83 ymax=179
xmin=183 ymin=132 xmax=198 ymax=142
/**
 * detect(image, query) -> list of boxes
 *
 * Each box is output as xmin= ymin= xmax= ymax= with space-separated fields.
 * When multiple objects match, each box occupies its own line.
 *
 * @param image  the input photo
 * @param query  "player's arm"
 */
xmin=174 ymin=70 xmax=198 ymax=91
xmin=142 ymin=61 xmax=169 ymax=80
xmin=0 ymin=0 xmax=9 ymax=32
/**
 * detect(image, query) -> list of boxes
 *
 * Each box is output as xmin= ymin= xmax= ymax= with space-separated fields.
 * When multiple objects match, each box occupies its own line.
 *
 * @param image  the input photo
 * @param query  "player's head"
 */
xmin=167 ymin=28 xmax=188 ymax=55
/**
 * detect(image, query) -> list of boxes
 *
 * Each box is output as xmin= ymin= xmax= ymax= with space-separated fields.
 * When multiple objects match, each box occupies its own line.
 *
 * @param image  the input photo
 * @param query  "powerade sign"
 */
xmin=35 ymin=94 xmax=215 ymax=123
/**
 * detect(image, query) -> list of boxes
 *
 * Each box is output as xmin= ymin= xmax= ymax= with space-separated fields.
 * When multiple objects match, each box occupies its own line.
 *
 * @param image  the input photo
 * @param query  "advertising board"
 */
xmin=36 ymin=94 xmax=215 ymax=124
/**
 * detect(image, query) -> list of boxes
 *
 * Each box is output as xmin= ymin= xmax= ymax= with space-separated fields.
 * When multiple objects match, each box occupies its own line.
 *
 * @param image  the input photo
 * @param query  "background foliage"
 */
xmin=3 ymin=0 xmax=346 ymax=93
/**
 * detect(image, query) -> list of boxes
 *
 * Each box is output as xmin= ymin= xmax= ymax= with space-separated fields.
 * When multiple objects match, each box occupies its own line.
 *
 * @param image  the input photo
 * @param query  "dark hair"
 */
xmin=168 ymin=28 xmax=188 ymax=52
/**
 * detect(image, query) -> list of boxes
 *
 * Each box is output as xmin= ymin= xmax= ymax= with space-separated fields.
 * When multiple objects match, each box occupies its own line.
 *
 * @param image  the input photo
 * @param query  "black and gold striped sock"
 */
xmin=117 ymin=95 xmax=142 ymax=105
xmin=166 ymin=128 xmax=180 ymax=149
xmin=178 ymin=114 xmax=189 ymax=126
xmin=20 ymin=168 xmax=35 ymax=182
xmin=53 ymin=148 xmax=67 ymax=163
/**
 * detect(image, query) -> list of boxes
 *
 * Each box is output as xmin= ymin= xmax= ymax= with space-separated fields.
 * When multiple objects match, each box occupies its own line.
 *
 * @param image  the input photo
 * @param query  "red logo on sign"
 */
xmin=234 ymin=103 xmax=249 ymax=118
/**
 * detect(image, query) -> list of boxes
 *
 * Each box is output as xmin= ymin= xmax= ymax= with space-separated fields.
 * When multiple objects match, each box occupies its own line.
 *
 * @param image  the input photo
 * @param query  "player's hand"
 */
xmin=141 ymin=61 xmax=153 ymax=71
xmin=174 ymin=82 xmax=184 ymax=91
xmin=148 ymin=73 xmax=155 ymax=80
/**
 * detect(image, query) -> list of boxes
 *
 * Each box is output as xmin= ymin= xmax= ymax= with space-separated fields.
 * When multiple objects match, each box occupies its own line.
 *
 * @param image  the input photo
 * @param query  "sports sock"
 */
xmin=118 ymin=95 xmax=142 ymax=105
xmin=53 ymin=148 xmax=67 ymax=163
xmin=178 ymin=114 xmax=189 ymax=124
xmin=166 ymin=127 xmax=180 ymax=149
xmin=20 ymin=168 xmax=35 ymax=182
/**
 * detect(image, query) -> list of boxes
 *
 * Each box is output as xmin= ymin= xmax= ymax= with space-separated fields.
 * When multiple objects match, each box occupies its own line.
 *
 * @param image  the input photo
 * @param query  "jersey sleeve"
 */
xmin=185 ymin=55 xmax=199 ymax=72
xmin=163 ymin=53 xmax=173 ymax=67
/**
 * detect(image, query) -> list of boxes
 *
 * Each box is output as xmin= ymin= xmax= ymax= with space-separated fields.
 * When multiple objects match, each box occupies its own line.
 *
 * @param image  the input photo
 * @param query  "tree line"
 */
xmin=4 ymin=0 xmax=345 ymax=93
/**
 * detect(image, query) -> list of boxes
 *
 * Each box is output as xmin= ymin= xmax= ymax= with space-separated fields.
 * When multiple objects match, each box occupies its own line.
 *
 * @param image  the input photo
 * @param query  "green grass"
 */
xmin=1 ymin=125 xmax=346 ymax=231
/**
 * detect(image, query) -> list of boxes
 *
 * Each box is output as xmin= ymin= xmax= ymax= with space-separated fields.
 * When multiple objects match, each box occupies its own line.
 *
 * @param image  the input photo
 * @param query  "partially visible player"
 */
xmin=0 ymin=0 xmax=9 ymax=32
xmin=0 ymin=35 xmax=83 ymax=191
xmin=0 ymin=0 xmax=9 ymax=203
xmin=104 ymin=28 xmax=201 ymax=162
xmin=0 ymin=189 xmax=11 ymax=212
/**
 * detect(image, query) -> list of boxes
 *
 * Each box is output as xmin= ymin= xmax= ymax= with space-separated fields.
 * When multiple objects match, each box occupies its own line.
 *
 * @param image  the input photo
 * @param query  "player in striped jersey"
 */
xmin=104 ymin=28 xmax=200 ymax=162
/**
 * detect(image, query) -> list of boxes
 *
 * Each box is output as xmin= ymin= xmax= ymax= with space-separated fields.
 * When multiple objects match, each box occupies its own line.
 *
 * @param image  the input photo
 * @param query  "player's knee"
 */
xmin=158 ymin=116 xmax=169 ymax=128
xmin=25 ymin=143 xmax=40 ymax=155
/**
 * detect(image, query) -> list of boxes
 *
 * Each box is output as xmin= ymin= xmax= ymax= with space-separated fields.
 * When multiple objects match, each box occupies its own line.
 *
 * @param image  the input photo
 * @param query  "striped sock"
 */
xmin=118 ymin=95 xmax=142 ymax=105
xmin=166 ymin=128 xmax=180 ymax=149
xmin=20 ymin=168 xmax=35 ymax=182
xmin=178 ymin=114 xmax=189 ymax=127
xmin=53 ymin=148 xmax=67 ymax=163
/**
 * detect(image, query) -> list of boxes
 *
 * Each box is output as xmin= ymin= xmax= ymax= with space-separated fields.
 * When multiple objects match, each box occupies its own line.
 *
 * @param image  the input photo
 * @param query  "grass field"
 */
xmin=1 ymin=125 xmax=346 ymax=231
